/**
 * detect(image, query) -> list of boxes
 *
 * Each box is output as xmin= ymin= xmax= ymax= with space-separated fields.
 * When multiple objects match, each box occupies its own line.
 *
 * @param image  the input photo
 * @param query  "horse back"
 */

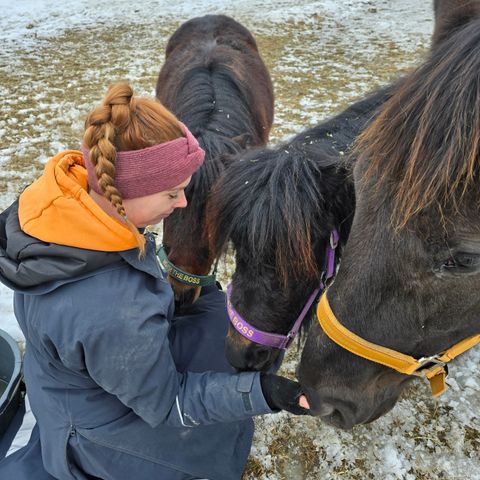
xmin=156 ymin=15 xmax=273 ymax=146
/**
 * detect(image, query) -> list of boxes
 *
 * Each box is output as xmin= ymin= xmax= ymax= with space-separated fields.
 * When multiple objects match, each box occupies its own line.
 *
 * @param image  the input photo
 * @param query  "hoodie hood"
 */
xmin=19 ymin=150 xmax=138 ymax=251
xmin=0 ymin=151 xmax=162 ymax=292
xmin=0 ymin=201 xmax=124 ymax=292
xmin=0 ymin=201 xmax=163 ymax=293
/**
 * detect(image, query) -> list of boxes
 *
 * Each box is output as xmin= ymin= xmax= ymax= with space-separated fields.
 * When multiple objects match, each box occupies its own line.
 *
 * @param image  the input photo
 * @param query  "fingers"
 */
xmin=260 ymin=373 xmax=312 ymax=415
xmin=298 ymin=395 xmax=310 ymax=410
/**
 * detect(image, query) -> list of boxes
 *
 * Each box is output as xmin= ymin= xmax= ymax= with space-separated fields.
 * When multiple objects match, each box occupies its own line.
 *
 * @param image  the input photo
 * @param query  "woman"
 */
xmin=0 ymin=83 xmax=309 ymax=480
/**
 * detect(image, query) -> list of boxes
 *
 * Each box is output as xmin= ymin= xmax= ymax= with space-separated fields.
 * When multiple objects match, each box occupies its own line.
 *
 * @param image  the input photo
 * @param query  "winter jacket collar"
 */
xmin=0 ymin=202 xmax=163 ymax=293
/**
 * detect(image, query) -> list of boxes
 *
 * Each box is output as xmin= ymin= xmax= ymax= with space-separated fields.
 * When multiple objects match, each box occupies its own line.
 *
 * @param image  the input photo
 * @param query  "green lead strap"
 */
xmin=157 ymin=245 xmax=217 ymax=287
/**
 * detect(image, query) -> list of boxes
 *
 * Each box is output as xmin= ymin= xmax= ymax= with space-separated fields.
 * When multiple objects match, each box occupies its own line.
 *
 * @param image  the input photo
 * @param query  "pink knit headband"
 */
xmin=82 ymin=123 xmax=205 ymax=199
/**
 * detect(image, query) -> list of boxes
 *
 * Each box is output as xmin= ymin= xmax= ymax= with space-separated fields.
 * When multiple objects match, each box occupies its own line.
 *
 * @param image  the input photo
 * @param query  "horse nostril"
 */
xmin=328 ymin=406 xmax=357 ymax=430
xmin=316 ymin=403 xmax=335 ymax=417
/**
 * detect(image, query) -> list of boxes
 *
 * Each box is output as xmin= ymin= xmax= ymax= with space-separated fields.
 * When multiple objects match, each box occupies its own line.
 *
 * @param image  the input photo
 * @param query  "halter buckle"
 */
xmin=284 ymin=332 xmax=295 ymax=349
xmin=330 ymin=231 xmax=339 ymax=249
xmin=413 ymin=355 xmax=447 ymax=375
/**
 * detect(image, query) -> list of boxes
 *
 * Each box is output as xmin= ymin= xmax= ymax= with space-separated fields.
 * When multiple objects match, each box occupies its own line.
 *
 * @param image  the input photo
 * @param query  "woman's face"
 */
xmin=123 ymin=176 xmax=191 ymax=227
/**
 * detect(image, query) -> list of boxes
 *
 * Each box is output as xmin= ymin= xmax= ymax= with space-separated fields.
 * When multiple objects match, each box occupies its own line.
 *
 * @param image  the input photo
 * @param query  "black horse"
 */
xmin=156 ymin=14 xmax=274 ymax=306
xmin=207 ymin=85 xmax=393 ymax=371
xmin=299 ymin=0 xmax=480 ymax=429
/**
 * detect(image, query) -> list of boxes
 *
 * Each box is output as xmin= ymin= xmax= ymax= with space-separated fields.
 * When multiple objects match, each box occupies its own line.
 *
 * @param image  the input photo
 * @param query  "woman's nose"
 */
xmin=175 ymin=191 xmax=188 ymax=208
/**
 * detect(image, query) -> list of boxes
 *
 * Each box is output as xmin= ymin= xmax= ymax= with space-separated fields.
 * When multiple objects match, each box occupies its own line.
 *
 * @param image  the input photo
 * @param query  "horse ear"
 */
xmin=432 ymin=0 xmax=480 ymax=49
xmin=232 ymin=133 xmax=254 ymax=149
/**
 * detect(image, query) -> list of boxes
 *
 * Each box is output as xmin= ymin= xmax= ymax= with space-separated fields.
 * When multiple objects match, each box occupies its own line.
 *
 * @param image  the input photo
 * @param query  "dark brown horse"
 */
xmin=299 ymin=0 xmax=480 ymax=429
xmin=156 ymin=15 xmax=274 ymax=307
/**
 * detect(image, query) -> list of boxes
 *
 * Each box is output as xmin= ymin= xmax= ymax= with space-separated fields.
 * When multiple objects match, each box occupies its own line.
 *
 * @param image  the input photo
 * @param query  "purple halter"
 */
xmin=226 ymin=229 xmax=340 ymax=349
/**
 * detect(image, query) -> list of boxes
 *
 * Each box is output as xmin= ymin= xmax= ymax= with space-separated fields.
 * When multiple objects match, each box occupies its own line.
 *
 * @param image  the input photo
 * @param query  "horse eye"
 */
xmin=442 ymin=257 xmax=457 ymax=269
xmin=441 ymin=253 xmax=480 ymax=271
xmin=455 ymin=253 xmax=478 ymax=268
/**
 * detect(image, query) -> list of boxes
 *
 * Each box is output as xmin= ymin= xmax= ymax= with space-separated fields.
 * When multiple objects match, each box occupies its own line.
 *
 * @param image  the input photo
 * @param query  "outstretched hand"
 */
xmin=260 ymin=373 xmax=311 ymax=415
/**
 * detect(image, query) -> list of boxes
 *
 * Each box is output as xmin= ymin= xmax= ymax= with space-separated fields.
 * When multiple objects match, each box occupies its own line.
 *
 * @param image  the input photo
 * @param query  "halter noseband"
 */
xmin=157 ymin=245 xmax=217 ymax=287
xmin=317 ymin=292 xmax=480 ymax=397
xmin=226 ymin=229 xmax=340 ymax=350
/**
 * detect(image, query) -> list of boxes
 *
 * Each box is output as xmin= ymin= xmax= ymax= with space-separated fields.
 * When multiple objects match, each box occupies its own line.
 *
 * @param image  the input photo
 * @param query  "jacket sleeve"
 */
xmin=81 ymin=278 xmax=273 ymax=429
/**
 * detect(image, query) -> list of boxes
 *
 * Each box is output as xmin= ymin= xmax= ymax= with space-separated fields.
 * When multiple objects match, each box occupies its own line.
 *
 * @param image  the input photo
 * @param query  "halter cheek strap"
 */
xmin=317 ymin=292 xmax=480 ymax=397
xmin=227 ymin=229 xmax=340 ymax=349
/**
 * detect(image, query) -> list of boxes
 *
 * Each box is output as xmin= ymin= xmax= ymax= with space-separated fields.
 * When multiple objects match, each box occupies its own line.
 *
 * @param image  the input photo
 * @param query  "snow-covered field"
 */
xmin=0 ymin=0 xmax=478 ymax=478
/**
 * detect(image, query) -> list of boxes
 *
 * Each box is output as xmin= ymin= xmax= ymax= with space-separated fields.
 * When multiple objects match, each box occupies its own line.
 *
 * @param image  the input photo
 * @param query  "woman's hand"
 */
xmin=260 ymin=373 xmax=311 ymax=415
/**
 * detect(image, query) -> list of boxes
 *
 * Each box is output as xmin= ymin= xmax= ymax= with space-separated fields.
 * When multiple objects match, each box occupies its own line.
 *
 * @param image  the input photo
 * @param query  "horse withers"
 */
xmin=298 ymin=0 xmax=480 ymax=429
xmin=156 ymin=15 xmax=274 ymax=307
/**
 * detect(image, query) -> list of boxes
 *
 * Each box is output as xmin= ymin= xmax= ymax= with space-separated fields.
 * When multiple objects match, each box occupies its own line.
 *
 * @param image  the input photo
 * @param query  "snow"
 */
xmin=6 ymin=396 xmax=35 ymax=457
xmin=0 ymin=0 xmax=479 ymax=478
xmin=0 ymin=0 xmax=431 ymax=42
xmin=0 ymin=282 xmax=21 ymax=348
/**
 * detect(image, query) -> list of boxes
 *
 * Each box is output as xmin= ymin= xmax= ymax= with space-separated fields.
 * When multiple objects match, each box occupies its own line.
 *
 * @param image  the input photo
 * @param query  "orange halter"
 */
xmin=317 ymin=292 xmax=480 ymax=397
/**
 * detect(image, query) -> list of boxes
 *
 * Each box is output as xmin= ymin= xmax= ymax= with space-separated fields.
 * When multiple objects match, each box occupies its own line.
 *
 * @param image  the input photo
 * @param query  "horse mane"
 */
xmin=171 ymin=63 xmax=262 ymax=140
xmin=356 ymin=18 xmax=480 ymax=229
xmin=177 ymin=64 xmax=255 ymax=213
xmin=206 ymin=82 xmax=396 ymax=285
xmin=159 ymin=58 xmax=263 ymax=247
xmin=164 ymin=129 xmax=242 ymax=250
xmin=157 ymin=15 xmax=273 ymax=256
xmin=207 ymin=141 xmax=353 ymax=286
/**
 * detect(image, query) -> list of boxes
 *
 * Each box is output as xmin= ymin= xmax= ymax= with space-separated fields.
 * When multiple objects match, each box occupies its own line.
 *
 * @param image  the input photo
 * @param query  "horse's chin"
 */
xmin=302 ymin=383 xmax=403 ymax=429
xmin=172 ymin=284 xmax=201 ymax=311
xmin=316 ymin=403 xmax=393 ymax=430
xmin=355 ymin=395 xmax=400 ymax=426
xmin=320 ymin=412 xmax=356 ymax=430
xmin=308 ymin=400 xmax=358 ymax=429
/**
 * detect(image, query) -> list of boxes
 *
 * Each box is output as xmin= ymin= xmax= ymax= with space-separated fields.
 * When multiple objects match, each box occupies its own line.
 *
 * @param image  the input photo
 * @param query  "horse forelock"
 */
xmin=356 ymin=19 xmax=480 ymax=230
xmin=207 ymin=145 xmax=343 ymax=287
xmin=160 ymin=36 xmax=273 ymax=258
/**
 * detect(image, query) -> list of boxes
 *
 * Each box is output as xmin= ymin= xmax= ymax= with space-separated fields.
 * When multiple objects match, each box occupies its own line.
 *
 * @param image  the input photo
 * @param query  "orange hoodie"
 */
xmin=18 ymin=150 xmax=139 ymax=251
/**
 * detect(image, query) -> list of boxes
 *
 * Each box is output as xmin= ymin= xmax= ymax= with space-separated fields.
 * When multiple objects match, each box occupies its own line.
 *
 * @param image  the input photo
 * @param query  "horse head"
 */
xmin=204 ymin=75 xmax=395 ymax=372
xmin=206 ymin=141 xmax=353 ymax=371
xmin=156 ymin=14 xmax=274 ymax=308
xmin=299 ymin=1 xmax=480 ymax=429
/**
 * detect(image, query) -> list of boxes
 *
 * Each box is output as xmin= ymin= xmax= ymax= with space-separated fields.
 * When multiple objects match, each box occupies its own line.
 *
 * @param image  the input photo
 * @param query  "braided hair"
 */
xmin=83 ymin=82 xmax=183 ymax=256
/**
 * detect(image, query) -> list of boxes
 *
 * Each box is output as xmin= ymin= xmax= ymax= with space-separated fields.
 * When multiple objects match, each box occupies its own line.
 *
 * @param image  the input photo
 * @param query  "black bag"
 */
xmin=0 ymin=329 xmax=23 ymax=437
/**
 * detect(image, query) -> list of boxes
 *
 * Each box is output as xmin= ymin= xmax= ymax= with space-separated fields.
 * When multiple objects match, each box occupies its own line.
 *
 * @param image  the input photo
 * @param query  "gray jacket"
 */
xmin=0 ymin=202 xmax=272 ymax=479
